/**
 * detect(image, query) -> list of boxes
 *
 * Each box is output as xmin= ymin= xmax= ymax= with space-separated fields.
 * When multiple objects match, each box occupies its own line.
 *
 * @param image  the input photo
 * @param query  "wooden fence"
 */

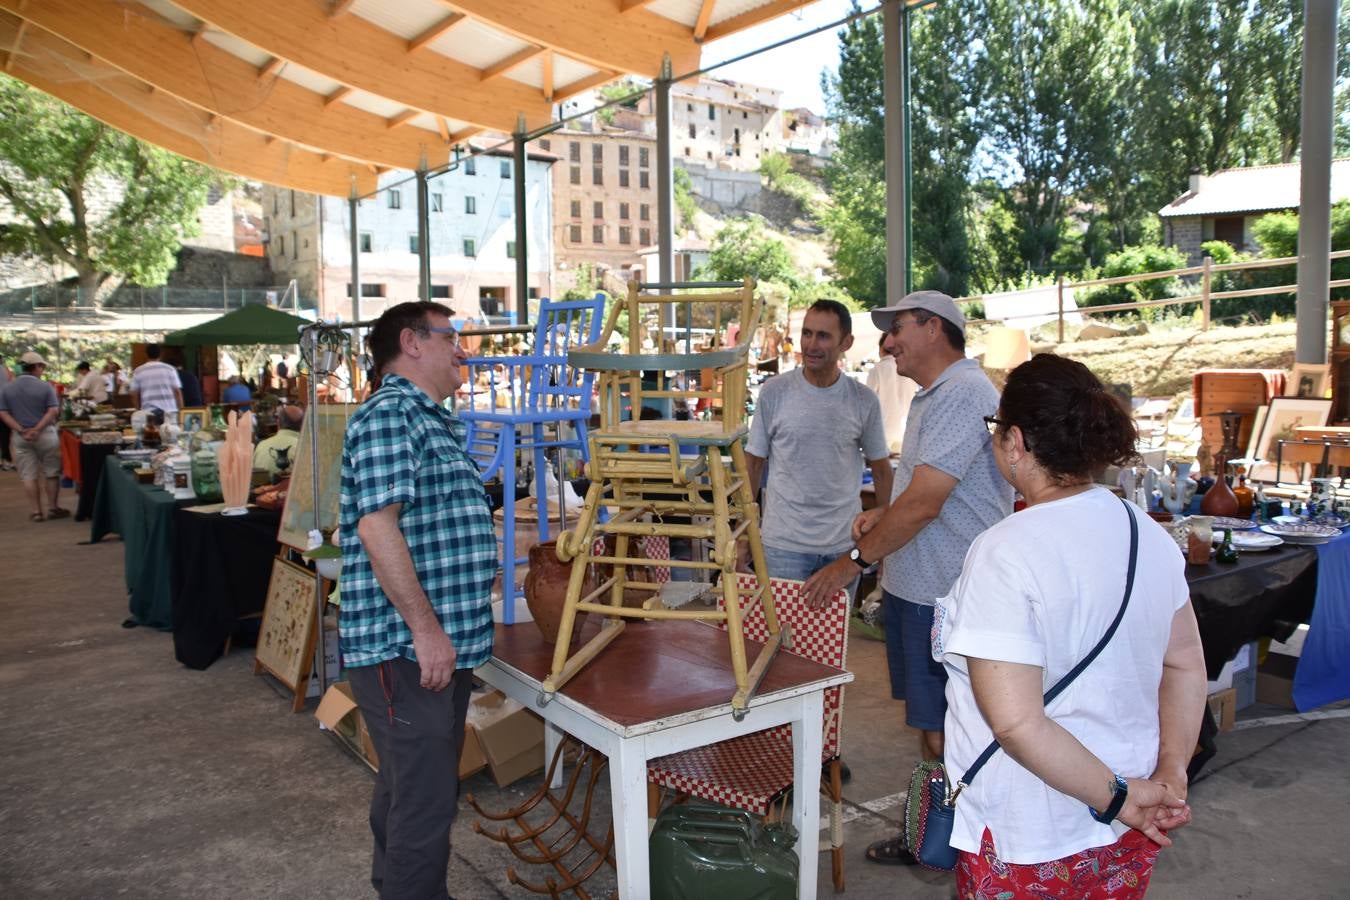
xmin=957 ymin=249 xmax=1350 ymax=341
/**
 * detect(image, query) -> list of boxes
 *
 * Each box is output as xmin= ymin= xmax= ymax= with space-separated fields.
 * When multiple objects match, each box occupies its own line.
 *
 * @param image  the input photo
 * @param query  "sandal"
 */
xmin=46 ymin=507 xmax=71 ymax=519
xmin=30 ymin=512 xmax=45 ymax=523
xmin=865 ymin=834 xmax=918 ymax=865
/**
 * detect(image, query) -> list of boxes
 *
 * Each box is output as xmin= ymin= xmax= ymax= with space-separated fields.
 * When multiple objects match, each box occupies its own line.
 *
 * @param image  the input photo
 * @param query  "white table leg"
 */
xmin=792 ymin=691 xmax=824 ymax=900
xmin=544 ymin=721 xmax=565 ymax=789
xmin=609 ymin=736 xmax=652 ymax=899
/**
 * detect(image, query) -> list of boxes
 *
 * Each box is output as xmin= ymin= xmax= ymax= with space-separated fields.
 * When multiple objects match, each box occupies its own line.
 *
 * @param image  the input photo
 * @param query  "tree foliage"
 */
xmin=703 ymin=217 xmax=799 ymax=288
xmin=0 ymin=76 xmax=224 ymax=301
xmin=822 ymin=0 xmax=1350 ymax=304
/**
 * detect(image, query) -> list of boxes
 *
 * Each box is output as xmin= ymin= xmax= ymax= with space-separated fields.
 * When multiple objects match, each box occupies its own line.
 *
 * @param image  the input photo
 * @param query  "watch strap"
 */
xmin=1089 ymin=773 xmax=1129 ymax=823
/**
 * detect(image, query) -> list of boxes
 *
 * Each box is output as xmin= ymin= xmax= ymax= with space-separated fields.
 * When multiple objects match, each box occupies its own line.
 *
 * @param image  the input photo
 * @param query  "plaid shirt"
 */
xmin=337 ymin=374 xmax=496 ymax=669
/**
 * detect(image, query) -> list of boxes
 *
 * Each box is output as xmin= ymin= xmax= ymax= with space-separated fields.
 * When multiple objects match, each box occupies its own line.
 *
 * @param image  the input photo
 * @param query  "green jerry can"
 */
xmin=649 ymin=802 xmax=798 ymax=900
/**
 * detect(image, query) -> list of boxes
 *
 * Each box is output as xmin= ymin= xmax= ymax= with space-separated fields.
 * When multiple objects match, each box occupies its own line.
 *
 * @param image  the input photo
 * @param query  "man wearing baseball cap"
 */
xmin=0 ymin=351 xmax=68 ymax=521
xmin=804 ymin=291 xmax=1012 ymax=865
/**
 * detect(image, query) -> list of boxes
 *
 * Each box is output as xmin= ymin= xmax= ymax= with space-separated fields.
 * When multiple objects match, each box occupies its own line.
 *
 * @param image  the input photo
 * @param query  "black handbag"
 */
xmin=904 ymin=495 xmax=1140 ymax=871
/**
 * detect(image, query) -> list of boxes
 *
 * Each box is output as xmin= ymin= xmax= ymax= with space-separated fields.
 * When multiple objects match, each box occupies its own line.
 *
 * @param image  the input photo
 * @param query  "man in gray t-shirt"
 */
xmin=744 ymin=300 xmax=892 ymax=590
xmin=803 ymin=291 xmax=1011 ymax=865
xmin=0 ymin=351 xmax=66 ymax=521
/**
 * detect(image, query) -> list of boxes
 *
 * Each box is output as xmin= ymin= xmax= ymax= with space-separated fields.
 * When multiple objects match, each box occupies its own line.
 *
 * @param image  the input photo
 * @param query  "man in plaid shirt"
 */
xmin=338 ymin=300 xmax=496 ymax=900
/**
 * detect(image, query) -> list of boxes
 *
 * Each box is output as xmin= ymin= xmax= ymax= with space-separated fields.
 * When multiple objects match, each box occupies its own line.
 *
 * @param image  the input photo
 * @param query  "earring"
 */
xmin=1009 ymin=458 xmax=1018 ymax=481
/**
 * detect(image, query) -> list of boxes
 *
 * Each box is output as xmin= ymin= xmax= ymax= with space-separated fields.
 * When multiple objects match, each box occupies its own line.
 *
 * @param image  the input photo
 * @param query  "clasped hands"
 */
xmin=1116 ymin=766 xmax=1193 ymax=846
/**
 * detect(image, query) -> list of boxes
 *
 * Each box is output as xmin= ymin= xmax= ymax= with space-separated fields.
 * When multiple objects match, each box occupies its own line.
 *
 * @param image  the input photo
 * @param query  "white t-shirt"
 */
xmin=864 ymin=357 xmax=917 ymax=454
xmin=129 ymin=360 xmax=182 ymax=414
xmin=746 ymin=368 xmax=888 ymax=554
xmin=932 ymin=487 xmax=1189 ymax=864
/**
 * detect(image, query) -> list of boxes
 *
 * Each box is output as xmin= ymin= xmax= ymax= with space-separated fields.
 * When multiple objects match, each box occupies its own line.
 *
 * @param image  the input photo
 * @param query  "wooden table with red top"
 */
xmin=478 ymin=619 xmax=852 ymax=899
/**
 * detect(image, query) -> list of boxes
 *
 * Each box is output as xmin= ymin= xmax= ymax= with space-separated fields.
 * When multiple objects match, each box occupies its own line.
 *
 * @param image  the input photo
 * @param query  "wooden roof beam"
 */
xmin=480 ymin=45 xmax=544 ymax=82
xmin=328 ymin=0 xmax=358 ymax=19
xmin=323 ymin=85 xmax=352 ymax=107
xmin=555 ymin=69 xmax=618 ymax=103
xmin=170 ymin=0 xmax=552 ymax=132
xmin=257 ymin=56 xmax=285 ymax=79
xmin=621 ymin=0 xmax=658 ymax=11
xmin=542 ymin=49 xmax=553 ymax=102
xmin=435 ymin=116 xmax=449 ymax=142
xmin=407 ymin=13 xmax=464 ymax=53
xmin=3 ymin=17 xmax=26 ymax=71
xmin=0 ymin=0 xmax=458 ymax=171
xmin=4 ymin=47 xmax=373 ymax=195
xmin=386 ymin=108 xmax=420 ymax=130
xmin=693 ymin=0 xmax=716 ymax=43
xmin=440 ymin=0 xmax=699 ymax=79
xmin=704 ymin=0 xmax=815 ymax=43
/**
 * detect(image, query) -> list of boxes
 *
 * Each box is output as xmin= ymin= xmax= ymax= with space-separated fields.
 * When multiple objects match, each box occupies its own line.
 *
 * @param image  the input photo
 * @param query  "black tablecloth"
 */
xmin=1186 ymin=544 xmax=1318 ymax=677
xmin=76 ymin=443 xmax=118 ymax=521
xmin=171 ymin=505 xmax=282 ymax=670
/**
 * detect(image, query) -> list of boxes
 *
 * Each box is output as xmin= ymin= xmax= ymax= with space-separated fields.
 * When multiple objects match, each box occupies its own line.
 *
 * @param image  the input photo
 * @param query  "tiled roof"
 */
xmin=1159 ymin=159 xmax=1350 ymax=217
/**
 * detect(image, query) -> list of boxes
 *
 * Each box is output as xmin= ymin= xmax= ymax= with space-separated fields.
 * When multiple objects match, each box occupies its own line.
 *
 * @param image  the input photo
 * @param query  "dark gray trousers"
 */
xmin=349 ymin=657 xmax=474 ymax=900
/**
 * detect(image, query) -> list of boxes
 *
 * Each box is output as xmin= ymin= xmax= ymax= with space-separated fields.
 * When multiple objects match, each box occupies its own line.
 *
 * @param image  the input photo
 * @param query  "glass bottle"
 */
xmin=1232 ymin=471 xmax=1255 ymax=519
xmin=1216 ymin=528 xmax=1240 ymax=564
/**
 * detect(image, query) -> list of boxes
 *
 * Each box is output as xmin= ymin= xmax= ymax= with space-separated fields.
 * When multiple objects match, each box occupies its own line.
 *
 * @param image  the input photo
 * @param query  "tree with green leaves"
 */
xmin=703 ymin=217 xmax=799 ymax=288
xmin=0 ymin=75 xmax=224 ymax=303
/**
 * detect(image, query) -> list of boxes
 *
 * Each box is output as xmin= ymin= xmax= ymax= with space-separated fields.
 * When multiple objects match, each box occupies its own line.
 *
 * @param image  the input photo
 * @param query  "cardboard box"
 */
xmin=1234 ymin=663 xmax=1257 ymax=711
xmin=1256 ymin=651 xmax=1299 ymax=708
xmin=468 ymin=690 xmax=544 ymax=787
xmin=315 ymin=681 xmax=489 ymax=779
xmin=315 ymin=681 xmax=379 ymax=770
xmin=304 ymin=618 xmax=340 ymax=699
xmin=1207 ymin=641 xmax=1256 ymax=694
xmin=1207 ymin=687 xmax=1237 ymax=732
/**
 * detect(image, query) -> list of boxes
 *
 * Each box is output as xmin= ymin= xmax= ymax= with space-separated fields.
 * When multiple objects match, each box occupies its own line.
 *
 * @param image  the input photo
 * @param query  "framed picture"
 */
xmin=1286 ymin=363 xmax=1331 ymax=399
xmin=1244 ymin=405 xmax=1269 ymax=461
xmin=178 ymin=407 xmax=207 ymax=434
xmin=1249 ymin=396 xmax=1334 ymax=483
xmin=253 ymin=557 xmax=320 ymax=712
xmin=277 ymin=404 xmax=358 ymax=551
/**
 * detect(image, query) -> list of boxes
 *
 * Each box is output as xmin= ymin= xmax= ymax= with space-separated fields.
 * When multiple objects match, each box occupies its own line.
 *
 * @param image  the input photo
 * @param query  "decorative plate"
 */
xmin=1259 ymin=523 xmax=1340 ymax=545
xmin=1211 ymin=530 xmax=1284 ymax=551
xmin=1208 ymin=516 xmax=1259 ymax=531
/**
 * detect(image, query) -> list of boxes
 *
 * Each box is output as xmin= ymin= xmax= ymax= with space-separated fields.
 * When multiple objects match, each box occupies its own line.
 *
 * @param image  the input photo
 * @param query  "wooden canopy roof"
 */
xmin=0 ymin=0 xmax=821 ymax=196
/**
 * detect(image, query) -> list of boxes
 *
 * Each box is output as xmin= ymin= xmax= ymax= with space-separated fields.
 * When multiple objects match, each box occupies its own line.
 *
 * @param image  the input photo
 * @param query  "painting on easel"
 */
xmin=254 ymin=557 xmax=320 ymax=712
xmin=277 ymin=404 xmax=357 ymax=550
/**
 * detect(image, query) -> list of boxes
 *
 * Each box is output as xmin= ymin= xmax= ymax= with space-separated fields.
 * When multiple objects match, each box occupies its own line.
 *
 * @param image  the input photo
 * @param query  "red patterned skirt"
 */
xmin=956 ymin=827 xmax=1161 ymax=898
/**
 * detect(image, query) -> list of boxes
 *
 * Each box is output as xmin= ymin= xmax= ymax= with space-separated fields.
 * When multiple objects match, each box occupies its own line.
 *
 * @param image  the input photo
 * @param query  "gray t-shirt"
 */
xmin=0 ymin=374 xmax=59 ymax=430
xmin=747 ymin=368 xmax=889 ymax=554
xmin=881 ymin=358 xmax=1012 ymax=605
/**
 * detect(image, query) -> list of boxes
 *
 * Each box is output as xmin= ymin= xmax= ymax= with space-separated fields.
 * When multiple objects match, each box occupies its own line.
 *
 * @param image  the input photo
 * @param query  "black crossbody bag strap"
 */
xmin=958 ymin=495 xmax=1140 ymax=789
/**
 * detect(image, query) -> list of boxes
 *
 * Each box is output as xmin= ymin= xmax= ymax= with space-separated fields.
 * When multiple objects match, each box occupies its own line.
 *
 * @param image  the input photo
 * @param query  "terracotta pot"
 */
xmin=524 ymin=541 xmax=591 ymax=645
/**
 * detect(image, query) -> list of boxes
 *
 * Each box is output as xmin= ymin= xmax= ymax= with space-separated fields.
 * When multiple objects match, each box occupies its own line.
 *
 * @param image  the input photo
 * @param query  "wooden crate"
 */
xmin=1191 ymin=369 xmax=1286 ymax=458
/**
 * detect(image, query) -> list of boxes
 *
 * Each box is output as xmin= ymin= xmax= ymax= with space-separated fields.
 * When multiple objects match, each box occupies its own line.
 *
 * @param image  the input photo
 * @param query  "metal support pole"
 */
xmin=513 ymin=120 xmax=529 ymax=324
xmin=883 ymin=0 xmax=911 ymax=302
xmin=348 ymin=194 xmax=361 ymax=324
xmin=901 ymin=4 xmax=913 ymax=294
xmin=416 ymin=168 xmax=431 ymax=302
xmin=656 ymin=56 xmax=675 ymax=288
xmin=304 ymin=327 xmax=329 ymax=697
xmin=1295 ymin=0 xmax=1340 ymax=364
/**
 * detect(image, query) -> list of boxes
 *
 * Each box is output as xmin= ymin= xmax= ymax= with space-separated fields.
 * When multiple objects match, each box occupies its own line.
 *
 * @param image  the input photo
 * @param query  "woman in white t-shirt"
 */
xmin=933 ymin=353 xmax=1207 ymax=897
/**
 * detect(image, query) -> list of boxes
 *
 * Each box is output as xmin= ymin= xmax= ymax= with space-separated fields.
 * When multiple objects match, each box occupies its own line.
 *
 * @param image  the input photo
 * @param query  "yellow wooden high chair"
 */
xmin=542 ymin=278 xmax=784 ymax=717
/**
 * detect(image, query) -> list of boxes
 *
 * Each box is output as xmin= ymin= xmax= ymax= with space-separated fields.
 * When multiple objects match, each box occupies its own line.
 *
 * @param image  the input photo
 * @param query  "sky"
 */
xmin=698 ymin=0 xmax=869 ymax=114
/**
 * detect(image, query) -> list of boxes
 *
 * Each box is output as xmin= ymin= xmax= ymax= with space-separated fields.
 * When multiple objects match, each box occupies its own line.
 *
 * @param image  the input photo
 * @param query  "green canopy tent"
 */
xmin=163 ymin=304 xmax=309 ymax=346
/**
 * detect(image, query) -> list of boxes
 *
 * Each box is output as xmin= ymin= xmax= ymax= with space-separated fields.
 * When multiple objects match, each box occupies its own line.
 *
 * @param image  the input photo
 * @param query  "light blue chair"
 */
xmin=460 ymin=296 xmax=605 ymax=622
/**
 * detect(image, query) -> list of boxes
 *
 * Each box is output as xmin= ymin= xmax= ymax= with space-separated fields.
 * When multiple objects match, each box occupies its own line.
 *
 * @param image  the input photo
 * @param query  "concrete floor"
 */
xmin=1 ymin=469 xmax=1347 ymax=899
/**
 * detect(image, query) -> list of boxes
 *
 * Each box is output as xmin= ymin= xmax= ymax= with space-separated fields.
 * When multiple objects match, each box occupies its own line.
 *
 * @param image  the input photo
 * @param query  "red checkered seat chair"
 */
xmin=646 ymin=574 xmax=850 ymax=892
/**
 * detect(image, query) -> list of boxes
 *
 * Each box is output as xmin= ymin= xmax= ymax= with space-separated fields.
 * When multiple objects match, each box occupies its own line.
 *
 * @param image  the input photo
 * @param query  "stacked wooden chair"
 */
xmin=545 ymin=278 xmax=783 ymax=716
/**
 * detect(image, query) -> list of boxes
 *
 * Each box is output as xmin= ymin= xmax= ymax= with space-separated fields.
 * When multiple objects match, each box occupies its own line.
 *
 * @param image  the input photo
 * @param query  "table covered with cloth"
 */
xmin=171 ymin=505 xmax=281 ymax=670
xmin=89 ymin=457 xmax=194 ymax=629
xmin=1185 ymin=528 xmax=1350 ymax=711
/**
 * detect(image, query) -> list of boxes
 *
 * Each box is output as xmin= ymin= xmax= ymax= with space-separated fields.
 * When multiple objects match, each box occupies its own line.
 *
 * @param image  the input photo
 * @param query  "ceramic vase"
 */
xmin=1159 ymin=461 xmax=1197 ymax=515
xmin=523 ymin=541 xmax=591 ymax=645
xmin=1200 ymin=461 xmax=1240 ymax=517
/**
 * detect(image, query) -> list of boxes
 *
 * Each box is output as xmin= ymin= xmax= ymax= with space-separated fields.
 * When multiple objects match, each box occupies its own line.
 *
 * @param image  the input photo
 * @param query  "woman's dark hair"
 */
xmin=366 ymin=300 xmax=454 ymax=375
xmin=998 ymin=353 xmax=1137 ymax=483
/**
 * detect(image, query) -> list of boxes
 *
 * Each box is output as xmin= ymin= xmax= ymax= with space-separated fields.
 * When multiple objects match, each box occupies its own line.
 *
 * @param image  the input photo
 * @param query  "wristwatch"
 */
xmin=1088 ymin=773 xmax=1129 ymax=824
xmin=847 ymin=546 xmax=872 ymax=570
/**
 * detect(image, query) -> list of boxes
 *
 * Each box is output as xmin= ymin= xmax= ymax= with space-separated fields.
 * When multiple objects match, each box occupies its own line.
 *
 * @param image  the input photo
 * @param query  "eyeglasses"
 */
xmin=983 ymin=415 xmax=1007 ymax=435
xmin=424 ymin=325 xmax=461 ymax=346
xmin=887 ymin=315 xmax=928 ymax=335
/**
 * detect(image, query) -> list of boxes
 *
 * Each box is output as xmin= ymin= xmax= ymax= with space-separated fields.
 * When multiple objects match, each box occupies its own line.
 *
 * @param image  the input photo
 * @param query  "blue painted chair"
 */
xmin=460 ymin=296 xmax=605 ymax=622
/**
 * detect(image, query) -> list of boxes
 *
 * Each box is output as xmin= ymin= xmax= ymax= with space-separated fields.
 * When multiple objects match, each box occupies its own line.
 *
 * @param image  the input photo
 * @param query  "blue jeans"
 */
xmin=762 ymin=545 xmax=860 ymax=599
